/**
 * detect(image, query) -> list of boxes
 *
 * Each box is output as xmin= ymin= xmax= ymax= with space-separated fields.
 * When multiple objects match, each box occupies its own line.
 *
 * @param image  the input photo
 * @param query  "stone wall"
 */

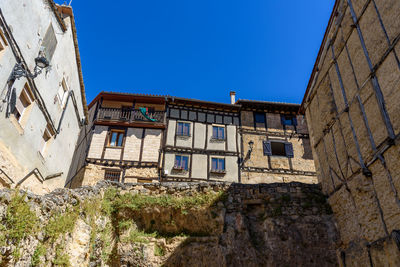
xmin=302 ymin=0 xmax=400 ymax=265
xmin=0 ymin=181 xmax=338 ymax=266
xmin=240 ymin=110 xmax=317 ymax=184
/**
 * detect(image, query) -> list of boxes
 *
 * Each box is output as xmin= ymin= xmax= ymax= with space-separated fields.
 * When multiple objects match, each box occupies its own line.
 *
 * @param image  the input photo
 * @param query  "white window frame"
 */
xmin=57 ymin=79 xmax=68 ymax=106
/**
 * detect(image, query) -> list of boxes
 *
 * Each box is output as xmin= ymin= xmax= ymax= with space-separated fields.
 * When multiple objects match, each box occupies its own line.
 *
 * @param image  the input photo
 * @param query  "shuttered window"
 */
xmin=108 ymin=130 xmax=125 ymax=147
xmin=211 ymin=158 xmax=225 ymax=172
xmin=177 ymin=122 xmax=190 ymax=136
xmin=263 ymin=141 xmax=294 ymax=158
xmin=41 ymin=24 xmax=57 ymax=62
xmin=174 ymin=155 xmax=189 ymax=170
xmin=254 ymin=112 xmax=266 ymax=123
xmin=212 ymin=126 xmax=225 ymax=140
xmin=280 ymin=115 xmax=297 ymax=126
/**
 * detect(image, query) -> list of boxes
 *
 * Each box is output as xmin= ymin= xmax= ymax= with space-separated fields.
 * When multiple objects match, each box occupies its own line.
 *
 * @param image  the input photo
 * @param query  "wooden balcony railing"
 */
xmin=97 ymin=108 xmax=165 ymax=124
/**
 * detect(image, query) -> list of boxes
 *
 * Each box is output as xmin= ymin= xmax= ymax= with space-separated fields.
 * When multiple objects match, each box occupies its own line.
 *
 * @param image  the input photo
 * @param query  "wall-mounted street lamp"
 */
xmin=248 ymin=140 xmax=254 ymax=153
xmin=10 ymin=54 xmax=49 ymax=80
xmin=240 ymin=140 xmax=254 ymax=167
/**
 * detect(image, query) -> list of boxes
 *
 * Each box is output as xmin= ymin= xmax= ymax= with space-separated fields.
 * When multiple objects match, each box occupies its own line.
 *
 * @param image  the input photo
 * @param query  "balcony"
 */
xmin=96 ymin=107 xmax=165 ymax=125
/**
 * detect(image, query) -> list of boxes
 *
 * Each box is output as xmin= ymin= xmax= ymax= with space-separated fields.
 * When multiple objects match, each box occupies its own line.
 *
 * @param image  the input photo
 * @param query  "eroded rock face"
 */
xmin=0 ymin=181 xmax=338 ymax=266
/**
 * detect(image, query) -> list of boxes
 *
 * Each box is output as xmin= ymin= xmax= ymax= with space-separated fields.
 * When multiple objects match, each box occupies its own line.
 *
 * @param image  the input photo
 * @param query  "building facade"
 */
xmin=162 ymin=97 xmax=241 ymax=182
xmin=67 ymin=92 xmax=166 ymax=187
xmin=301 ymin=0 xmax=400 ymax=265
xmin=238 ymin=100 xmax=316 ymax=184
xmin=69 ymin=92 xmax=317 ymax=186
xmin=0 ymin=1 xmax=88 ymax=194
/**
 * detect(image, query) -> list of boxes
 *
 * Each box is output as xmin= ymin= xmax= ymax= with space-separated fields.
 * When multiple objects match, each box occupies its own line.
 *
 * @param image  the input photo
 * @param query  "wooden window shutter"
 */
xmin=263 ymin=141 xmax=272 ymax=156
xmin=41 ymin=24 xmax=57 ymax=61
xmin=285 ymin=142 xmax=294 ymax=158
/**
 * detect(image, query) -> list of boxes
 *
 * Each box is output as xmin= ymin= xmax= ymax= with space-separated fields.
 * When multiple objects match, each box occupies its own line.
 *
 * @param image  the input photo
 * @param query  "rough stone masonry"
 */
xmin=301 ymin=0 xmax=400 ymax=266
xmin=0 ymin=181 xmax=337 ymax=266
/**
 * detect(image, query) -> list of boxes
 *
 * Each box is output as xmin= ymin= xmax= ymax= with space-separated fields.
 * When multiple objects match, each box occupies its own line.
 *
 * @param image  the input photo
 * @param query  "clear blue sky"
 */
xmin=56 ymin=0 xmax=334 ymax=104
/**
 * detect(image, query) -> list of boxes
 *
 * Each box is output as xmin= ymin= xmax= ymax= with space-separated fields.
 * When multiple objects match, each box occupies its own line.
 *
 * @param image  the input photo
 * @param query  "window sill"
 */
xmin=210 ymin=170 xmax=226 ymax=174
xmin=210 ymin=138 xmax=225 ymax=142
xmin=172 ymin=167 xmax=188 ymax=171
xmin=105 ymin=146 xmax=123 ymax=149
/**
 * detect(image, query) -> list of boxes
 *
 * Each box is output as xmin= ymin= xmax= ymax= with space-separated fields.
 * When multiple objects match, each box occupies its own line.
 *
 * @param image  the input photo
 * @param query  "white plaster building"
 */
xmin=0 ymin=1 xmax=88 ymax=194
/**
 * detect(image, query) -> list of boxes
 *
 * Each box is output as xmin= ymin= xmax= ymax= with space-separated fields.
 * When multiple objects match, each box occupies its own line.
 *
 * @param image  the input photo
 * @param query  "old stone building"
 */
xmin=68 ymin=91 xmax=318 ymax=186
xmin=301 ymin=0 xmax=400 ymax=265
xmin=0 ymin=1 xmax=88 ymax=194
xmin=162 ymin=97 xmax=241 ymax=182
xmin=237 ymin=99 xmax=316 ymax=184
xmin=66 ymin=92 xmax=166 ymax=187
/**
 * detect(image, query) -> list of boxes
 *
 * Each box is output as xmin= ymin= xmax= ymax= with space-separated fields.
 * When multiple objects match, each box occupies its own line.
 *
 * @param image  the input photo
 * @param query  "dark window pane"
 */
xmin=213 ymin=126 xmax=218 ymax=138
xmin=184 ymin=123 xmax=190 ymax=135
xmin=254 ymin=112 xmax=265 ymax=123
xmin=219 ymin=127 xmax=224 ymax=139
xmin=182 ymin=156 xmax=188 ymax=170
xmin=175 ymin=155 xmax=181 ymax=167
xmin=110 ymin=132 xmax=118 ymax=146
xmin=117 ymin=133 xmax=124 ymax=146
xmin=271 ymin=142 xmax=286 ymax=156
xmin=212 ymin=158 xmax=217 ymax=170
xmin=219 ymin=159 xmax=225 ymax=170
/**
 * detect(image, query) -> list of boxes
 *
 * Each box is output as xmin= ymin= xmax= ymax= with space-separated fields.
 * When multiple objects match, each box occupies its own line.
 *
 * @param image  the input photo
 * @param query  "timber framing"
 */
xmin=241 ymin=167 xmax=316 ymax=177
xmin=87 ymin=158 xmax=158 ymax=168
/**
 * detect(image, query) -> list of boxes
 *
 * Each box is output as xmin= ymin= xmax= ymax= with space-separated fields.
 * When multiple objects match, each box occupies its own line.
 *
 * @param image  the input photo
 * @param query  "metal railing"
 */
xmin=97 ymin=108 xmax=165 ymax=123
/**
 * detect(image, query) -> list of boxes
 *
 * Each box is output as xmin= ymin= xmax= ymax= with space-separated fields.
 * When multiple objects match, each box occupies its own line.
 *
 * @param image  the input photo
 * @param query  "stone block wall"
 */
xmin=302 ymin=0 xmax=400 ymax=265
xmin=0 ymin=181 xmax=338 ymax=266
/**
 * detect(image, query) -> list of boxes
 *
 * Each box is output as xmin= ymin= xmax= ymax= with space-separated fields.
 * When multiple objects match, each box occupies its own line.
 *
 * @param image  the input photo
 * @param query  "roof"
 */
xmin=56 ymin=5 xmax=89 ymax=124
xmin=47 ymin=0 xmax=67 ymax=32
xmin=236 ymin=99 xmax=300 ymax=113
xmin=299 ymin=0 xmax=339 ymax=114
xmin=89 ymin=91 xmax=241 ymax=111
xmin=171 ymin=96 xmax=241 ymax=111
xmin=236 ymin=99 xmax=300 ymax=107
xmin=88 ymin=91 xmax=168 ymax=108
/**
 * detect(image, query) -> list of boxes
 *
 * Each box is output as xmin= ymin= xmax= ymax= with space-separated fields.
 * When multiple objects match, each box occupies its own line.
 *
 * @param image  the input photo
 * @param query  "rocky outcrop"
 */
xmin=0 ymin=181 xmax=338 ymax=266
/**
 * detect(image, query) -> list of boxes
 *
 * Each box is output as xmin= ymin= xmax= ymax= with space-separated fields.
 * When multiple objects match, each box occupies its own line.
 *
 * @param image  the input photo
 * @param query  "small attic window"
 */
xmin=41 ymin=24 xmax=57 ymax=62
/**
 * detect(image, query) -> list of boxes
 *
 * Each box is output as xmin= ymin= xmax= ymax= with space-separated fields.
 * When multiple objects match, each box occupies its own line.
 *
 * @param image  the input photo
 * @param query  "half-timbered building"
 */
xmin=237 ymin=99 xmax=317 ymax=184
xmin=162 ymin=97 xmax=241 ymax=182
xmin=66 ymin=92 xmax=166 ymax=187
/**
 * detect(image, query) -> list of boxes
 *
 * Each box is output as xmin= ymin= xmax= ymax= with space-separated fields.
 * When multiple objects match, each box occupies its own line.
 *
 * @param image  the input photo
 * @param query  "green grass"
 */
xmin=44 ymin=206 xmax=79 ymax=241
xmin=122 ymin=228 xmax=157 ymax=244
xmin=102 ymin=188 xmax=226 ymax=215
xmin=0 ymin=191 xmax=39 ymax=261
xmin=154 ymin=244 xmax=165 ymax=256
xmin=31 ymin=244 xmax=47 ymax=266
xmin=53 ymin=245 xmax=70 ymax=266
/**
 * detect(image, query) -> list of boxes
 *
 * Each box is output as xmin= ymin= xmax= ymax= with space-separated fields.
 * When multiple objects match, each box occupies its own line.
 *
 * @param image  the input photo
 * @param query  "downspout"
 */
xmin=55 ymin=90 xmax=84 ymax=136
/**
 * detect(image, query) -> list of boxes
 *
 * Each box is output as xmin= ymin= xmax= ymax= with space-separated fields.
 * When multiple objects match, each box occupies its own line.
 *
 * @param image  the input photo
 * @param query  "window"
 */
xmin=174 ymin=155 xmax=188 ymax=170
xmin=40 ymin=124 xmax=54 ymax=155
xmin=211 ymin=158 xmax=225 ymax=173
xmin=281 ymin=115 xmax=297 ymax=126
xmin=254 ymin=112 xmax=266 ymax=123
xmin=109 ymin=130 xmax=124 ymax=147
xmin=177 ymin=122 xmax=190 ymax=136
xmin=212 ymin=126 xmax=225 ymax=140
xmin=263 ymin=141 xmax=294 ymax=158
xmin=0 ymin=28 xmax=7 ymax=57
xmin=41 ymin=24 xmax=57 ymax=62
xmin=57 ymin=79 xmax=68 ymax=105
xmin=104 ymin=170 xmax=121 ymax=182
xmin=12 ymin=83 xmax=34 ymax=125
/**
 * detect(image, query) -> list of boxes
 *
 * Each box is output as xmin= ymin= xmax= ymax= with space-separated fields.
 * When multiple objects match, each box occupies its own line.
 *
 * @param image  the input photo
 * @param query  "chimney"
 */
xmin=230 ymin=91 xmax=236 ymax=104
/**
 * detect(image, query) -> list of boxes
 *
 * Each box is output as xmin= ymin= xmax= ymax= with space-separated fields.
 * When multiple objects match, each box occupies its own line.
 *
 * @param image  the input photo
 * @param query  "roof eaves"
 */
xmin=57 ymin=5 xmax=89 ymax=124
xmin=47 ymin=0 xmax=67 ymax=32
